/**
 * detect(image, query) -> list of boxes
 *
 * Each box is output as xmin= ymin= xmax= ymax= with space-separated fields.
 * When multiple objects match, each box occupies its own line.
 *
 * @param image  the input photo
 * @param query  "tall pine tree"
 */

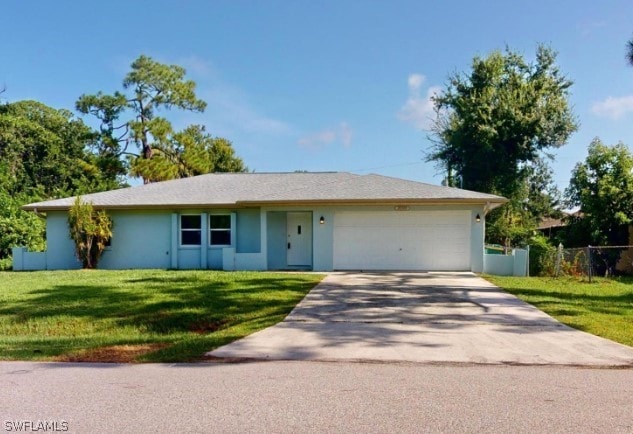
xmin=77 ymin=55 xmax=246 ymax=183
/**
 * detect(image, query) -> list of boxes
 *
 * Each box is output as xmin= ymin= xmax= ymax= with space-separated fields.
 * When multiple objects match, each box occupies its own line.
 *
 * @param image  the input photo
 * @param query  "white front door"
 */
xmin=287 ymin=212 xmax=312 ymax=266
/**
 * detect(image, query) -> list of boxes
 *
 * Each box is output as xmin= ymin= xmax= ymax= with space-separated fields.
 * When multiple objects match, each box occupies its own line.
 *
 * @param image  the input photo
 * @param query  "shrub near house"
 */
xmin=67 ymin=197 xmax=112 ymax=269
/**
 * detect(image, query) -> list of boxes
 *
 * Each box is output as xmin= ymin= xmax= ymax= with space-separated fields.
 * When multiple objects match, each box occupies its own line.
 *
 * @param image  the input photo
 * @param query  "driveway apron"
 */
xmin=208 ymin=272 xmax=633 ymax=366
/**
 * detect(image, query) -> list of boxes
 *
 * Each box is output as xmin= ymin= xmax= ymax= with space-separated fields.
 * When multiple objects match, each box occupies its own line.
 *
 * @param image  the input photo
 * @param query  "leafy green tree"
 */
xmin=0 ymin=189 xmax=46 ymax=264
xmin=430 ymin=45 xmax=577 ymax=196
xmin=77 ymin=55 xmax=246 ymax=183
xmin=528 ymin=233 xmax=557 ymax=276
xmin=0 ymin=100 xmax=122 ymax=198
xmin=0 ymin=100 xmax=122 ymax=263
xmin=429 ymin=45 xmax=577 ymax=245
xmin=486 ymin=200 xmax=532 ymax=247
xmin=524 ymin=157 xmax=564 ymax=221
xmin=627 ymin=36 xmax=633 ymax=66
xmin=130 ymin=125 xmax=246 ymax=180
xmin=68 ymin=197 xmax=113 ymax=269
xmin=565 ymin=138 xmax=633 ymax=246
xmin=209 ymin=137 xmax=247 ymax=173
xmin=488 ymin=156 xmax=565 ymax=246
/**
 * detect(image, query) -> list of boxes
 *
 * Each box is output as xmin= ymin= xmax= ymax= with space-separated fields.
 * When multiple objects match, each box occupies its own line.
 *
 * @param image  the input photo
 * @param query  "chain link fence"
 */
xmin=535 ymin=244 xmax=633 ymax=280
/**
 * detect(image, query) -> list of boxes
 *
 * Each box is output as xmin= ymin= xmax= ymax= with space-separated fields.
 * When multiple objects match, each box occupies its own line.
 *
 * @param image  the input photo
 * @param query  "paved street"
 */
xmin=210 ymin=272 xmax=633 ymax=366
xmin=3 ymin=273 xmax=632 ymax=432
xmin=0 ymin=360 xmax=632 ymax=433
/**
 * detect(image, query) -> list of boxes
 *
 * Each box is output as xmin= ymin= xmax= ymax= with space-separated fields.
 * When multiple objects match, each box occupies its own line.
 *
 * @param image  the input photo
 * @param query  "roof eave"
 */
xmin=21 ymin=203 xmax=243 ymax=212
xmin=23 ymin=197 xmax=508 ymax=212
xmin=238 ymin=198 xmax=508 ymax=206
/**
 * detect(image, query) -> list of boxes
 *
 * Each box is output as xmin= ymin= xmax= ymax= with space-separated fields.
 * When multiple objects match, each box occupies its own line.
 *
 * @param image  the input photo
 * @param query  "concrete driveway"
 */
xmin=208 ymin=272 xmax=633 ymax=366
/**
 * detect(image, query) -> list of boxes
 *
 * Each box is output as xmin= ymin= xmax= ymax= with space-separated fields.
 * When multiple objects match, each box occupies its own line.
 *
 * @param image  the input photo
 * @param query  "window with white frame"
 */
xmin=180 ymin=215 xmax=201 ymax=246
xmin=209 ymin=214 xmax=231 ymax=246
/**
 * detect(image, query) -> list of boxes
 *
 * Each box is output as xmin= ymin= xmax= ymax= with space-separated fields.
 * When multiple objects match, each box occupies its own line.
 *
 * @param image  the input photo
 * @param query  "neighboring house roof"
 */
xmin=537 ymin=211 xmax=584 ymax=231
xmin=22 ymin=172 xmax=508 ymax=211
xmin=537 ymin=217 xmax=566 ymax=230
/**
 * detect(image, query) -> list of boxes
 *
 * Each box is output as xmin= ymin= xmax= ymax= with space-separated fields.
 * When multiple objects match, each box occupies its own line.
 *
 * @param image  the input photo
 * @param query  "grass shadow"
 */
xmin=0 ymin=270 xmax=324 ymax=362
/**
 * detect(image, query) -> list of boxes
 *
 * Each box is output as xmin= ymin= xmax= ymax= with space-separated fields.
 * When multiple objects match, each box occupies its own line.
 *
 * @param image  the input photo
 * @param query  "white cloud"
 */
xmin=339 ymin=122 xmax=353 ymax=147
xmin=398 ymin=73 xmax=440 ymax=130
xmin=592 ymin=95 xmax=633 ymax=120
xmin=298 ymin=122 xmax=353 ymax=150
xmin=408 ymin=73 xmax=425 ymax=90
xmin=208 ymin=90 xmax=292 ymax=135
xmin=196 ymin=73 xmax=291 ymax=136
xmin=578 ymin=19 xmax=607 ymax=36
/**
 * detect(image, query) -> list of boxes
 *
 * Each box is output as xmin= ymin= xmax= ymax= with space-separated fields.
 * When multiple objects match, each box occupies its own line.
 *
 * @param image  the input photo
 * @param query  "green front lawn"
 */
xmin=485 ymin=275 xmax=633 ymax=347
xmin=0 ymin=270 xmax=324 ymax=363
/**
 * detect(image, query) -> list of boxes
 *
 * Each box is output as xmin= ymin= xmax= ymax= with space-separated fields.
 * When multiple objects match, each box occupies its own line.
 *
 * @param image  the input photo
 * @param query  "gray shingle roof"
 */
xmin=23 ymin=172 xmax=507 ymax=210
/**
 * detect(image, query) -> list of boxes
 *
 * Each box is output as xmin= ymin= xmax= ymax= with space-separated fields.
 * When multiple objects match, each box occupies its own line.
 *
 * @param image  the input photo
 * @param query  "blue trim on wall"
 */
xmin=236 ymin=209 xmax=261 ymax=253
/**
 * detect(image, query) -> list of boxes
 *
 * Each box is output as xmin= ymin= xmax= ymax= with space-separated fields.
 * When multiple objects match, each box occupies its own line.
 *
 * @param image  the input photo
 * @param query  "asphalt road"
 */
xmin=1 ymin=360 xmax=631 ymax=433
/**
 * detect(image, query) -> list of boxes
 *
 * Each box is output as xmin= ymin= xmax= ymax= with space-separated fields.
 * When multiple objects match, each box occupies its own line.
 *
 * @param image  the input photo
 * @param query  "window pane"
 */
xmin=210 ymin=230 xmax=231 ymax=245
xmin=210 ymin=215 xmax=231 ymax=229
xmin=182 ymin=230 xmax=201 ymax=245
xmin=181 ymin=215 xmax=201 ymax=229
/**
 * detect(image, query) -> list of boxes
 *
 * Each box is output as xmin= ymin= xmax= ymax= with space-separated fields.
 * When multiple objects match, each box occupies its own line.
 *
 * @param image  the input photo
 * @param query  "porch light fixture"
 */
xmin=475 ymin=213 xmax=481 ymax=223
xmin=319 ymin=216 xmax=325 ymax=225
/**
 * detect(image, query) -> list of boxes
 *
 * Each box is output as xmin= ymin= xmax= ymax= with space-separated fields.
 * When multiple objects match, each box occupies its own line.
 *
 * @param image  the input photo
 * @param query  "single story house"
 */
xmin=16 ymin=172 xmax=506 ymax=272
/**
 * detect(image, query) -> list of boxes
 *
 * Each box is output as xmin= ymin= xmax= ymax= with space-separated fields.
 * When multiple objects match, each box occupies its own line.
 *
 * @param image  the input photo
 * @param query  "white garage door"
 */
xmin=333 ymin=210 xmax=471 ymax=271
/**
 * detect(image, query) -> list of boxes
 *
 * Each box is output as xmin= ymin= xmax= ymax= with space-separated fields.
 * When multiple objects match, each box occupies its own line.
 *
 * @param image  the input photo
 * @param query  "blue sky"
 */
xmin=3 ymin=1 xmax=633 ymax=191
